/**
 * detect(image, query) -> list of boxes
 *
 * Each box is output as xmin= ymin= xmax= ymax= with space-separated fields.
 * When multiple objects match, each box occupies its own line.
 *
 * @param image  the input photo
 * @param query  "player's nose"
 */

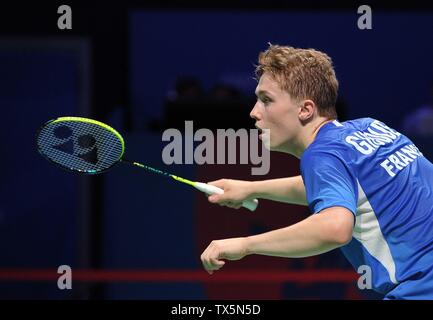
xmin=250 ymin=103 xmax=260 ymax=120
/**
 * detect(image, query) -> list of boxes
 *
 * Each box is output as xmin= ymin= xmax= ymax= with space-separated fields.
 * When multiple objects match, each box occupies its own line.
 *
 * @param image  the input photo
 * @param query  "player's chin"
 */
xmin=260 ymin=135 xmax=271 ymax=150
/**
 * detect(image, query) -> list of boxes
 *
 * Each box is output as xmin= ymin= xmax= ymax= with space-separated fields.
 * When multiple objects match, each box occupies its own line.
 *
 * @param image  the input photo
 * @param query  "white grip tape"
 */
xmin=195 ymin=182 xmax=258 ymax=212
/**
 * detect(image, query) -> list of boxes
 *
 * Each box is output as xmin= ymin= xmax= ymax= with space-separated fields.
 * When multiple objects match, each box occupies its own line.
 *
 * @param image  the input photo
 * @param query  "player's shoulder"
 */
xmin=301 ymin=118 xmax=377 ymax=164
xmin=341 ymin=117 xmax=377 ymax=130
xmin=317 ymin=117 xmax=381 ymax=146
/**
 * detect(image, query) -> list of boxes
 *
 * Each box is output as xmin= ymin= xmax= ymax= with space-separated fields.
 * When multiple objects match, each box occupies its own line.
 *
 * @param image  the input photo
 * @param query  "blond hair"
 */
xmin=255 ymin=44 xmax=339 ymax=119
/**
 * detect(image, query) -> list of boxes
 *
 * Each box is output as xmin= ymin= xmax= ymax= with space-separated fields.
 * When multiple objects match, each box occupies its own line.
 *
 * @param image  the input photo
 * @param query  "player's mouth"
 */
xmin=256 ymin=125 xmax=265 ymax=139
xmin=255 ymin=125 xmax=262 ymax=138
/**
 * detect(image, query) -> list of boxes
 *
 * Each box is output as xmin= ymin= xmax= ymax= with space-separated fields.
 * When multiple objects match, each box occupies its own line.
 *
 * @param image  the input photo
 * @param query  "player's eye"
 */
xmin=262 ymin=96 xmax=272 ymax=105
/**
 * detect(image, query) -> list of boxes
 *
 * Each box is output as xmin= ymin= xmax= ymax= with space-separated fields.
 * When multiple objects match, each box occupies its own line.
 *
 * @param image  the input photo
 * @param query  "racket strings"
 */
xmin=37 ymin=121 xmax=123 ymax=173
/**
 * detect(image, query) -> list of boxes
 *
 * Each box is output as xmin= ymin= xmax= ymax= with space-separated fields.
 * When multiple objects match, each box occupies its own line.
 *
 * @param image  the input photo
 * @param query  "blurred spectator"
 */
xmin=168 ymin=76 xmax=204 ymax=101
xmin=153 ymin=76 xmax=205 ymax=131
xmin=402 ymin=80 xmax=433 ymax=136
xmin=210 ymin=83 xmax=242 ymax=100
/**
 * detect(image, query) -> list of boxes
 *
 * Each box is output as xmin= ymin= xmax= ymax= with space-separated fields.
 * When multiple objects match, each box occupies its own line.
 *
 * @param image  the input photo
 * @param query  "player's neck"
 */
xmin=290 ymin=117 xmax=333 ymax=158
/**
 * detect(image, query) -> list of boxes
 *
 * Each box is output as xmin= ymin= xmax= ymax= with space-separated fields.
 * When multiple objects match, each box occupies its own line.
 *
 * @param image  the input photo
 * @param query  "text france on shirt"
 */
xmin=345 ymin=120 xmax=423 ymax=177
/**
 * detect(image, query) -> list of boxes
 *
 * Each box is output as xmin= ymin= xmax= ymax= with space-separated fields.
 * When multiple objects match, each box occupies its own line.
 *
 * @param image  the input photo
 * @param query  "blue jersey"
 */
xmin=300 ymin=118 xmax=433 ymax=296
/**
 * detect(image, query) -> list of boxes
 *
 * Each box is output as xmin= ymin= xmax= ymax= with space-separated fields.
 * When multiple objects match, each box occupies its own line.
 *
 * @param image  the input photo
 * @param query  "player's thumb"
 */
xmin=208 ymin=193 xmax=227 ymax=203
xmin=216 ymin=260 xmax=226 ymax=267
xmin=207 ymin=180 xmax=228 ymax=203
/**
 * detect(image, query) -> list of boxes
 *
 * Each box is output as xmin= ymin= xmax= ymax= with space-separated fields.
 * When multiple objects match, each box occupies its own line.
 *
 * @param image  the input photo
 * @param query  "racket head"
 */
xmin=36 ymin=116 xmax=125 ymax=174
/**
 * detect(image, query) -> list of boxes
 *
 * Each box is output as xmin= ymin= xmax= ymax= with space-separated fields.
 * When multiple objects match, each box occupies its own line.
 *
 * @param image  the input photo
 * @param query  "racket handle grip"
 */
xmin=195 ymin=182 xmax=259 ymax=212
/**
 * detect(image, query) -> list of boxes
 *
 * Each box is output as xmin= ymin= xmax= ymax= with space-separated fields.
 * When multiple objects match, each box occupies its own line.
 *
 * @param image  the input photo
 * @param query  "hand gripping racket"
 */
xmin=36 ymin=116 xmax=259 ymax=211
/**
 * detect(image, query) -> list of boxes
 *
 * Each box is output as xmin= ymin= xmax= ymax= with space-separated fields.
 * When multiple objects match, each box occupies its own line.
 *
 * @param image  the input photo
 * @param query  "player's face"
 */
xmin=250 ymin=73 xmax=301 ymax=153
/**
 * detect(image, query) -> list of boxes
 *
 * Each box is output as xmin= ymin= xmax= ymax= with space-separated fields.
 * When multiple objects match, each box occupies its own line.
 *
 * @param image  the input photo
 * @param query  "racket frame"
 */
xmin=36 ymin=116 xmax=125 ymax=175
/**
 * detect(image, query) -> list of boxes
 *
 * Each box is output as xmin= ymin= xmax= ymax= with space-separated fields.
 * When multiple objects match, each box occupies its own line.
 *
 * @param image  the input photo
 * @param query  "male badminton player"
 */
xmin=200 ymin=44 xmax=433 ymax=300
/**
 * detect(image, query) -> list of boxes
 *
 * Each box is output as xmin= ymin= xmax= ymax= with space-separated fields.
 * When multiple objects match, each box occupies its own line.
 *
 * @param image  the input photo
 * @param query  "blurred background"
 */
xmin=0 ymin=0 xmax=433 ymax=300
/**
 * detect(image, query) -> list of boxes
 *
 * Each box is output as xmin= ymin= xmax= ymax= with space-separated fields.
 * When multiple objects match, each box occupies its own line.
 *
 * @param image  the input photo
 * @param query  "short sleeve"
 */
xmin=301 ymin=150 xmax=358 ymax=216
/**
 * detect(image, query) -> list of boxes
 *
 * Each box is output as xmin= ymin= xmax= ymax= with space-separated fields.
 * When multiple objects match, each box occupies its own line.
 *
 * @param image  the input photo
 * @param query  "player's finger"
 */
xmin=210 ymin=257 xmax=225 ymax=267
xmin=208 ymin=195 xmax=229 ymax=206
xmin=228 ymin=203 xmax=242 ymax=209
xmin=226 ymin=201 xmax=242 ymax=209
xmin=208 ymin=247 xmax=226 ymax=272
xmin=210 ymin=258 xmax=225 ymax=272
xmin=208 ymin=194 xmax=223 ymax=203
xmin=200 ymin=250 xmax=214 ymax=275
xmin=208 ymin=190 xmax=231 ymax=203
xmin=201 ymin=243 xmax=224 ymax=274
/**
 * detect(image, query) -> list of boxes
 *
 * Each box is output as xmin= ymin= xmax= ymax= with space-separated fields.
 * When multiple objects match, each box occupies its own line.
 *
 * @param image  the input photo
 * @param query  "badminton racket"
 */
xmin=36 ymin=116 xmax=258 ymax=211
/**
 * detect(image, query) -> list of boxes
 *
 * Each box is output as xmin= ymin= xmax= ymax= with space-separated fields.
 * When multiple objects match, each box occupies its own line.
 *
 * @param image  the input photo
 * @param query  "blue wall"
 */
xmin=0 ymin=49 xmax=80 ymax=298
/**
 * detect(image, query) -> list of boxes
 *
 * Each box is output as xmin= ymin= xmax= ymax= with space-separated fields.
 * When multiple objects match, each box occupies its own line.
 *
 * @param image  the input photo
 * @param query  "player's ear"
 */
xmin=298 ymin=99 xmax=315 ymax=121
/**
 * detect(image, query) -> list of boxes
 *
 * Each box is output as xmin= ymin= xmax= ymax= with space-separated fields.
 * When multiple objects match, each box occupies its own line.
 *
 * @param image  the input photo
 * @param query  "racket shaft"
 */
xmin=125 ymin=160 xmax=258 ymax=211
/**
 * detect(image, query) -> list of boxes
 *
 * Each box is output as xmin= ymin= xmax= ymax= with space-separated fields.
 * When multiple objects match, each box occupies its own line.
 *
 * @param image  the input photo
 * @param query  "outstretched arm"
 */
xmin=200 ymin=206 xmax=354 ymax=274
xmin=207 ymin=176 xmax=307 ymax=209
xmin=250 ymin=176 xmax=307 ymax=205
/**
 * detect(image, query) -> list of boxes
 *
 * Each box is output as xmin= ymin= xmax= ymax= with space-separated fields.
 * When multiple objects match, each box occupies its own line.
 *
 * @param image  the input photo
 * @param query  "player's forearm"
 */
xmin=250 ymin=176 xmax=307 ymax=206
xmin=244 ymin=210 xmax=351 ymax=258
